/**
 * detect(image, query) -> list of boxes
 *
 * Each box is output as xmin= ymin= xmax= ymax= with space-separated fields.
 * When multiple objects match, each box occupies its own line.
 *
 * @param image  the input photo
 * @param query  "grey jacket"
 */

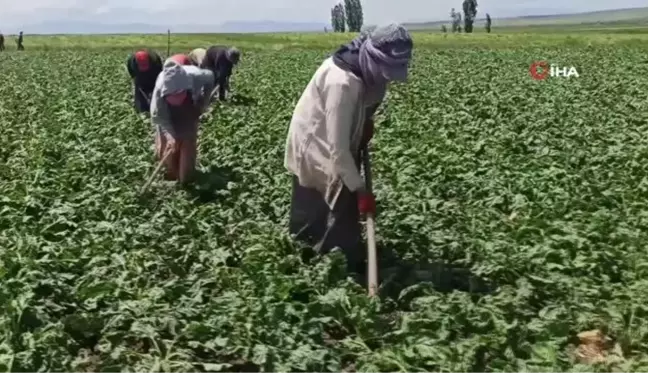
xmin=150 ymin=60 xmax=215 ymax=136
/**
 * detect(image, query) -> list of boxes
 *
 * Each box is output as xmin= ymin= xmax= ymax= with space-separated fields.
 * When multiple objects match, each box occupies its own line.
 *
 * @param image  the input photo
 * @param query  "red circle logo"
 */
xmin=529 ymin=61 xmax=549 ymax=80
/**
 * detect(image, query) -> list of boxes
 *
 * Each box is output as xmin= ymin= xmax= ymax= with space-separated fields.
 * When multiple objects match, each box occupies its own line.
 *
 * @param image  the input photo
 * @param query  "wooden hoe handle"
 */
xmin=361 ymin=146 xmax=378 ymax=297
xmin=140 ymin=148 xmax=173 ymax=195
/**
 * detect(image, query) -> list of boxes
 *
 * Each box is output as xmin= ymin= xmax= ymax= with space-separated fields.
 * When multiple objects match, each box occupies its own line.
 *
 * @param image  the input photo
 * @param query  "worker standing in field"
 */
xmin=150 ymin=59 xmax=214 ymax=183
xmin=198 ymin=45 xmax=241 ymax=101
xmin=284 ymin=23 xmax=413 ymax=275
xmin=16 ymin=31 xmax=24 ymax=50
xmin=126 ymin=49 xmax=163 ymax=114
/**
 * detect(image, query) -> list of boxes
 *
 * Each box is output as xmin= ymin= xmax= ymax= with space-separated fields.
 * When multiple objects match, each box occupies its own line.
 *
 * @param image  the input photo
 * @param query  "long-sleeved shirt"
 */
xmin=150 ymin=63 xmax=214 ymax=138
xmin=284 ymin=57 xmax=372 ymax=209
xmin=126 ymin=50 xmax=163 ymax=94
xmin=200 ymin=45 xmax=234 ymax=99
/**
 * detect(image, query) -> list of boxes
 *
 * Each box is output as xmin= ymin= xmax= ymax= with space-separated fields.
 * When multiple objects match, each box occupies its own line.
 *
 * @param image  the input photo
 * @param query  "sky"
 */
xmin=0 ymin=0 xmax=646 ymax=32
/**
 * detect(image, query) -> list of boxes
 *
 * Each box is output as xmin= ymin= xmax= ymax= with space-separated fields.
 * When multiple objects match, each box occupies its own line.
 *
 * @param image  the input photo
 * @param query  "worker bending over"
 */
xmin=196 ymin=45 xmax=241 ymax=101
xmin=167 ymin=53 xmax=194 ymax=66
xmin=150 ymin=59 xmax=214 ymax=183
xmin=126 ymin=49 xmax=163 ymax=113
xmin=283 ymin=23 xmax=413 ymax=274
xmin=188 ymin=48 xmax=206 ymax=66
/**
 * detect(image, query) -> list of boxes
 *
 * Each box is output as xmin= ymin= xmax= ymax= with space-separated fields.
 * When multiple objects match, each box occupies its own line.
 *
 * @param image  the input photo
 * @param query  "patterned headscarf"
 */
xmin=359 ymin=23 xmax=413 ymax=87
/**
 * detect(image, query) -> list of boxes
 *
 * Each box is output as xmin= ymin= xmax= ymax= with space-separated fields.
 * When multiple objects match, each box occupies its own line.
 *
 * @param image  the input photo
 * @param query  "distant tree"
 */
xmin=457 ymin=13 xmax=463 ymax=33
xmin=462 ymin=0 xmax=478 ymax=33
xmin=441 ymin=25 xmax=447 ymax=33
xmin=485 ymin=13 xmax=492 ymax=33
xmin=344 ymin=0 xmax=364 ymax=32
xmin=330 ymin=3 xmax=346 ymax=32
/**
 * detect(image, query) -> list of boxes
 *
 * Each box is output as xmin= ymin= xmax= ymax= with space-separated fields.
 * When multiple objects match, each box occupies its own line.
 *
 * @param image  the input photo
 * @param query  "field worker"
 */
xmin=284 ymin=23 xmax=413 ymax=275
xmin=150 ymin=59 xmax=215 ymax=183
xmin=199 ymin=45 xmax=241 ymax=101
xmin=0 ymin=33 xmax=4 ymax=51
xmin=16 ymin=31 xmax=24 ymax=51
xmin=188 ymin=48 xmax=206 ymax=66
xmin=167 ymin=53 xmax=193 ymax=66
xmin=126 ymin=49 xmax=163 ymax=114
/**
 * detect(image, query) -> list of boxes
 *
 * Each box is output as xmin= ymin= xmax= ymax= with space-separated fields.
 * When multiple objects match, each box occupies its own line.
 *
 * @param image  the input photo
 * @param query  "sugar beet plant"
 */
xmin=1 ymin=39 xmax=648 ymax=372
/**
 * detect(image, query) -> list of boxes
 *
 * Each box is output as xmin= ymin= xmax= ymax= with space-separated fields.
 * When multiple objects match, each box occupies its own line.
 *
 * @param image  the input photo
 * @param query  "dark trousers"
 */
xmin=134 ymin=85 xmax=151 ymax=113
xmin=288 ymin=175 xmax=364 ymax=272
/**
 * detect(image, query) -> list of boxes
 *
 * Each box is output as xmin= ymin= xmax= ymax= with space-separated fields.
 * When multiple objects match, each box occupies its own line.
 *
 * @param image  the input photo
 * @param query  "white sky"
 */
xmin=0 ymin=0 xmax=645 ymax=29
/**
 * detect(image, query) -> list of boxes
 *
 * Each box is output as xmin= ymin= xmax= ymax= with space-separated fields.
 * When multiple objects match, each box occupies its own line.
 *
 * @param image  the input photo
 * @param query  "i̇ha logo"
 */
xmin=529 ymin=61 xmax=579 ymax=80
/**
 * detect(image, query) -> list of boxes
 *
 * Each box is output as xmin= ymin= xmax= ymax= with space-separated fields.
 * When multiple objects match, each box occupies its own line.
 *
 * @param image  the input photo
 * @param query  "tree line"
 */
xmin=330 ymin=0 xmax=364 ymax=32
xmin=328 ymin=0 xmax=492 ymax=34
xmin=442 ymin=0 xmax=492 ymax=33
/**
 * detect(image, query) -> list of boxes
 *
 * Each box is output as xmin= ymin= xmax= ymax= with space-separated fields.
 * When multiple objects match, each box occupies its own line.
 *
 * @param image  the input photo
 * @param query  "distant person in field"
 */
xmin=16 ymin=31 xmax=23 ymax=50
xmin=150 ymin=59 xmax=214 ymax=183
xmin=283 ymin=23 xmax=413 ymax=275
xmin=167 ymin=53 xmax=194 ymax=66
xmin=126 ymin=49 xmax=163 ymax=114
xmin=0 ymin=33 xmax=5 ymax=51
xmin=197 ymin=45 xmax=241 ymax=101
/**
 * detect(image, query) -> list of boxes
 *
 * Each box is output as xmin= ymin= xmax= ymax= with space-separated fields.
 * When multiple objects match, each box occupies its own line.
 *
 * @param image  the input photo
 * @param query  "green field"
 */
xmin=2 ymin=29 xmax=648 ymax=371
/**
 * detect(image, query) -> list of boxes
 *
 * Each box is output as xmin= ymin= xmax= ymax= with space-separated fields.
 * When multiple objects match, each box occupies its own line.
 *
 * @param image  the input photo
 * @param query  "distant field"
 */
xmin=3 ymin=29 xmax=648 ymax=51
xmin=2 ymin=30 xmax=648 ymax=371
xmin=2 ymin=8 xmax=648 ymax=51
xmin=406 ymin=6 xmax=648 ymax=31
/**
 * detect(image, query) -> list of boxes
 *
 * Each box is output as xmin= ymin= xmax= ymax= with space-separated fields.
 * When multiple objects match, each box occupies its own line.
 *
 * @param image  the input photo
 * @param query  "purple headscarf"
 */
xmin=359 ymin=24 xmax=412 ymax=85
xmin=357 ymin=23 xmax=413 ymax=105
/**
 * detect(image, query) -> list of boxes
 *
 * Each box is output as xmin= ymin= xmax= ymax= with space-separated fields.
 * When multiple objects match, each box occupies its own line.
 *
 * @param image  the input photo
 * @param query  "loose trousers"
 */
xmin=288 ymin=175 xmax=364 ymax=273
xmin=155 ymin=120 xmax=198 ymax=183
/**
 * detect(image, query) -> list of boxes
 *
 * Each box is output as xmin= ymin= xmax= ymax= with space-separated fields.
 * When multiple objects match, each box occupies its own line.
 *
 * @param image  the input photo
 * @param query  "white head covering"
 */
xmin=159 ymin=60 xmax=191 ymax=96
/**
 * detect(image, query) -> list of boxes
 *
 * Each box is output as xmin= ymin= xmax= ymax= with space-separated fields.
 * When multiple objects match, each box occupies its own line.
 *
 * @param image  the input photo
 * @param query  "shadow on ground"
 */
xmin=183 ymin=164 xmax=239 ymax=203
xmin=373 ymin=245 xmax=497 ymax=303
xmin=229 ymin=94 xmax=257 ymax=106
xmin=297 ymin=239 xmax=495 ymax=302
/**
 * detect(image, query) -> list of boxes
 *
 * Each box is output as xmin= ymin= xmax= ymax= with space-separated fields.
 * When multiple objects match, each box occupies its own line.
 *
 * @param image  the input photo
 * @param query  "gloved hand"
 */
xmin=361 ymin=118 xmax=374 ymax=147
xmin=358 ymin=191 xmax=376 ymax=215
